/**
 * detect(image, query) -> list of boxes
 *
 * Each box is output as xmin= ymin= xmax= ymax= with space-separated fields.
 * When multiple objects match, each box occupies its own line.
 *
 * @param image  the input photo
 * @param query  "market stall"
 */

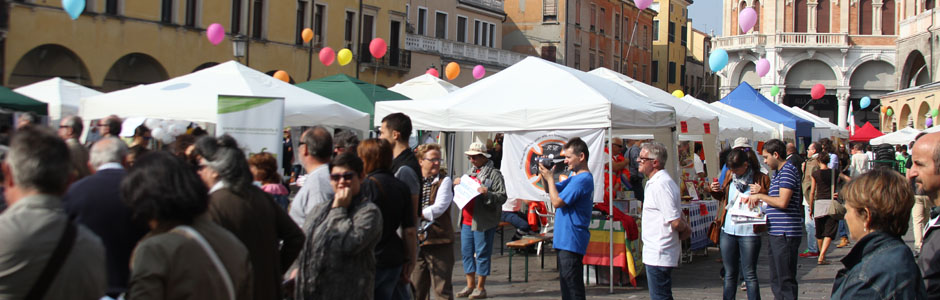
xmin=15 ymin=77 xmax=101 ymax=125
xmin=720 ymin=82 xmax=815 ymax=144
xmin=870 ymin=127 xmax=920 ymax=145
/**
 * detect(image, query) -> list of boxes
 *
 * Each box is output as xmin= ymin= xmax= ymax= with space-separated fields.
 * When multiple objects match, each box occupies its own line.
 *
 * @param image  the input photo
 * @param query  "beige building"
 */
xmin=685 ymin=25 xmax=718 ymax=101
xmin=401 ymin=0 xmax=526 ymax=87
xmin=879 ymin=0 xmax=940 ymax=132
xmin=4 ymin=0 xmax=412 ymax=91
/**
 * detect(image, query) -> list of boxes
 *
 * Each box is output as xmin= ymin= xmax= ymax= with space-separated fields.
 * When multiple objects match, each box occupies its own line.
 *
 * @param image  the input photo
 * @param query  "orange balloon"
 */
xmin=273 ymin=70 xmax=290 ymax=83
xmin=302 ymin=28 xmax=314 ymax=43
xmin=445 ymin=62 xmax=460 ymax=80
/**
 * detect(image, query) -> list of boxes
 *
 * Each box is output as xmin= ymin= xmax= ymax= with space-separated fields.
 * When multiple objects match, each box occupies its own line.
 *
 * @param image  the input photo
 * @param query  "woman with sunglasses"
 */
xmin=709 ymin=148 xmax=770 ymax=300
xmin=295 ymin=152 xmax=383 ymax=299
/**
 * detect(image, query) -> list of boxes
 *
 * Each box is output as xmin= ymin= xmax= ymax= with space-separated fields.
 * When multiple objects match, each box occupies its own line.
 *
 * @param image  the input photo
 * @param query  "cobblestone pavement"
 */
xmin=446 ymin=227 xmax=918 ymax=299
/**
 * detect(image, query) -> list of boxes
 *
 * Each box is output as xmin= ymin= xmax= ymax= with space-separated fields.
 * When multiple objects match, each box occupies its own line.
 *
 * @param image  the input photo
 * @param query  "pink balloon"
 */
xmin=739 ymin=7 xmax=757 ymax=33
xmin=472 ymin=65 xmax=485 ymax=79
xmin=319 ymin=47 xmax=335 ymax=66
xmin=426 ymin=68 xmax=439 ymax=77
xmin=369 ymin=38 xmax=387 ymax=58
xmin=635 ymin=0 xmax=652 ymax=10
xmin=756 ymin=58 xmax=770 ymax=77
xmin=207 ymin=23 xmax=225 ymax=45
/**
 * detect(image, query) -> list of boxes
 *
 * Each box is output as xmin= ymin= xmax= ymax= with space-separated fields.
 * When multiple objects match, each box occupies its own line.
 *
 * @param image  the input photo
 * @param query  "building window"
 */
xmin=589 ymin=53 xmax=595 ymax=69
xmin=105 ymin=0 xmax=119 ymax=15
xmin=668 ymin=21 xmax=675 ymax=42
xmin=794 ymin=0 xmax=807 ymax=32
xmin=161 ymin=0 xmax=174 ymax=23
xmin=624 ymin=16 xmax=629 ymax=40
xmin=457 ymin=16 xmax=468 ymax=42
xmin=590 ymin=4 xmax=596 ymax=31
xmin=652 ymin=20 xmax=659 ymax=41
xmin=295 ymin=1 xmax=307 ymax=44
xmin=435 ymin=11 xmax=447 ymax=39
xmin=251 ymin=0 xmax=264 ymax=39
xmin=615 ymin=13 xmax=620 ymax=39
xmin=680 ymin=25 xmax=687 ymax=46
xmin=574 ymin=48 xmax=581 ymax=69
xmin=599 ymin=8 xmax=606 ymax=34
xmin=543 ymin=0 xmax=558 ymax=22
xmin=668 ymin=61 xmax=676 ymax=84
xmin=489 ymin=23 xmax=495 ymax=47
xmin=541 ymin=45 xmax=557 ymax=62
xmin=474 ymin=20 xmax=481 ymax=44
xmin=652 ymin=60 xmax=659 ymax=82
xmin=883 ymin=0 xmax=895 ymax=35
xmin=575 ymin=0 xmax=581 ymax=25
xmin=417 ymin=7 xmax=427 ymax=35
xmin=345 ymin=11 xmax=355 ymax=43
xmin=232 ymin=0 xmax=243 ymax=34
xmin=313 ymin=4 xmax=325 ymax=46
xmin=599 ymin=55 xmax=605 ymax=68
xmin=680 ymin=64 xmax=686 ymax=86
xmin=859 ymin=0 xmax=873 ymax=35
xmin=184 ymin=0 xmax=197 ymax=27
xmin=474 ymin=20 xmax=495 ymax=47
xmin=636 ymin=63 xmax=640 ymax=80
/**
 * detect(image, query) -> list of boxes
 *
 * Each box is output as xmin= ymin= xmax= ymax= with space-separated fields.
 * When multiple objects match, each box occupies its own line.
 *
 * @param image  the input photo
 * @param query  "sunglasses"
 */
xmin=330 ymin=172 xmax=357 ymax=181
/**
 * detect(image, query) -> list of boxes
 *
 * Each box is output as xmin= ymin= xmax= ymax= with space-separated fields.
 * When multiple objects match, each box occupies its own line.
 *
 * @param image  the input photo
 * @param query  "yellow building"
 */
xmin=4 ymin=0 xmax=411 ymax=91
xmin=649 ymin=0 xmax=692 ymax=93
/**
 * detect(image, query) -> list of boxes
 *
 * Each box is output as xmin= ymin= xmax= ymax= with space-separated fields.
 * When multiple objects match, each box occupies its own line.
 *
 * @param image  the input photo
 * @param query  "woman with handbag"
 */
xmin=810 ymin=152 xmax=852 ymax=265
xmin=709 ymin=148 xmax=770 ymax=300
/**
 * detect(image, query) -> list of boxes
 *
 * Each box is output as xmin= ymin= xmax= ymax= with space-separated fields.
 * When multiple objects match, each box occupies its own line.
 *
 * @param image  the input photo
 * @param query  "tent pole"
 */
xmin=607 ymin=127 xmax=614 ymax=294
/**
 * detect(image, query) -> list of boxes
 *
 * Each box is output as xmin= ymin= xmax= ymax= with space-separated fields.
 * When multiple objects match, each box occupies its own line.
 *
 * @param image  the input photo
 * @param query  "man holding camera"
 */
xmin=538 ymin=137 xmax=594 ymax=300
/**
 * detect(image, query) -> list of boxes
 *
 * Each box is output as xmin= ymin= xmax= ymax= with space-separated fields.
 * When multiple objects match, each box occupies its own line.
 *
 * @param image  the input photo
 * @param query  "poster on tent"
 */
xmin=217 ymin=95 xmax=285 ymax=172
xmin=502 ymin=129 xmax=606 ymax=203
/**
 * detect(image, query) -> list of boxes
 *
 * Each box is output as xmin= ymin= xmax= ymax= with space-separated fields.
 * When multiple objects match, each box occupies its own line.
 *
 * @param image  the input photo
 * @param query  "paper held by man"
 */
xmin=453 ymin=174 xmax=482 ymax=209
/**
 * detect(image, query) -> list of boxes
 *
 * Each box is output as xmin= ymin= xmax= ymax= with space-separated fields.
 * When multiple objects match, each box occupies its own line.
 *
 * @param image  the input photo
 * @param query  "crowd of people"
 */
xmin=1 ymin=108 xmax=940 ymax=300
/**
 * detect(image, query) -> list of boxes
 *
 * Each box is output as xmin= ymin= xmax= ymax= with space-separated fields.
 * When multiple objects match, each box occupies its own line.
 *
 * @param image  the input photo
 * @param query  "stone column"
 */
xmin=808 ymin=0 xmax=819 ymax=33
xmin=837 ymin=90 xmax=851 ymax=128
xmin=873 ymin=0 xmax=884 ymax=35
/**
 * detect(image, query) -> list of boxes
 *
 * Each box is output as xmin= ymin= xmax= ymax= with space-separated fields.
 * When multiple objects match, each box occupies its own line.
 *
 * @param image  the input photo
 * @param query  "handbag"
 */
xmin=822 ymin=169 xmax=846 ymax=220
xmin=707 ymin=220 xmax=721 ymax=244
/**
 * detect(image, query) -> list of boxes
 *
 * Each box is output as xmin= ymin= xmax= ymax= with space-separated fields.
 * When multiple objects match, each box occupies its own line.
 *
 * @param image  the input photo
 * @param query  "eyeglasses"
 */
xmin=637 ymin=157 xmax=655 ymax=162
xmin=196 ymin=164 xmax=208 ymax=171
xmin=330 ymin=172 xmax=357 ymax=181
xmin=424 ymin=158 xmax=443 ymax=163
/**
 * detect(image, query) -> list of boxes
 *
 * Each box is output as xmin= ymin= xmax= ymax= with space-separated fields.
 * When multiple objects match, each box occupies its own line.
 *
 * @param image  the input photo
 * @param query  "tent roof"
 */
xmin=720 ymin=82 xmax=814 ymax=137
xmin=870 ymin=127 xmax=921 ymax=145
xmin=849 ymin=122 xmax=884 ymax=142
xmin=785 ymin=105 xmax=849 ymax=138
xmin=81 ymin=61 xmax=370 ymax=131
xmin=710 ymin=101 xmax=795 ymax=140
xmin=589 ymin=68 xmax=718 ymax=135
xmin=295 ymin=74 xmax=409 ymax=116
xmin=14 ymin=77 xmax=102 ymax=120
xmin=388 ymin=74 xmax=459 ymax=100
xmin=374 ymin=57 xmax=676 ymax=131
xmin=0 ymin=86 xmax=47 ymax=115
xmin=681 ymin=95 xmax=772 ymax=141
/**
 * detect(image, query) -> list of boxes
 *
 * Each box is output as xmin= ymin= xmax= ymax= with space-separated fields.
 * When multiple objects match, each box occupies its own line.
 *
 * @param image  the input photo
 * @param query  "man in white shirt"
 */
xmin=288 ymin=126 xmax=335 ymax=231
xmin=849 ymin=143 xmax=870 ymax=178
xmin=638 ymin=142 xmax=691 ymax=300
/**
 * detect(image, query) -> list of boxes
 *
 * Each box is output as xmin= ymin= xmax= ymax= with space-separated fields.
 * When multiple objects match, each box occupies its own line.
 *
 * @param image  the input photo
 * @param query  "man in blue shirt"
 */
xmin=746 ymin=139 xmax=803 ymax=300
xmin=539 ymin=137 xmax=594 ymax=300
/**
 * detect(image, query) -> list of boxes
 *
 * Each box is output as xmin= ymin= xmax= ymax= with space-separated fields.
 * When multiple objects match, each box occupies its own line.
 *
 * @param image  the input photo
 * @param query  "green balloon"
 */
xmin=887 ymin=108 xmax=894 ymax=117
xmin=932 ymin=109 xmax=939 ymax=117
xmin=770 ymin=86 xmax=780 ymax=97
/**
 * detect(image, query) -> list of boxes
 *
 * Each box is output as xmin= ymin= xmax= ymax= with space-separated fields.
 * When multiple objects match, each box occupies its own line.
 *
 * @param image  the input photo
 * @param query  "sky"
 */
xmin=688 ymin=1 xmax=724 ymax=36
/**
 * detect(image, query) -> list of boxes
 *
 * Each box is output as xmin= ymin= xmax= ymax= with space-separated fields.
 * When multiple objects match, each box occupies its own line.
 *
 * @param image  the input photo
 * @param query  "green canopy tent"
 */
xmin=0 ymin=86 xmax=48 ymax=115
xmin=295 ymin=74 xmax=409 ymax=127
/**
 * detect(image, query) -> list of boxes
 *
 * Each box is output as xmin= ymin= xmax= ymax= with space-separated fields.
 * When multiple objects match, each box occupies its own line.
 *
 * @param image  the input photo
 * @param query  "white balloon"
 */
xmin=168 ymin=124 xmax=186 ymax=136
xmin=144 ymin=118 xmax=162 ymax=130
xmin=151 ymin=128 xmax=165 ymax=140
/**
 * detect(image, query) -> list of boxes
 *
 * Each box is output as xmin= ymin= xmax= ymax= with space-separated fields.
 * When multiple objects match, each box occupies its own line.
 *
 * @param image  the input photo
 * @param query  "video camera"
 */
xmin=538 ymin=154 xmax=564 ymax=170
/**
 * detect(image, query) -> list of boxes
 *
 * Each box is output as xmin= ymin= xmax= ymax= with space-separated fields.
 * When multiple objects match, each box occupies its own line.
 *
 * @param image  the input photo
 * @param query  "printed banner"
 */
xmin=502 ymin=129 xmax=606 ymax=203
xmin=217 ymin=95 xmax=285 ymax=171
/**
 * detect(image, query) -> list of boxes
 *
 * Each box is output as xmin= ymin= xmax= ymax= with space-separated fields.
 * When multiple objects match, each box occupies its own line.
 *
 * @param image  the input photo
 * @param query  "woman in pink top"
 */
xmin=249 ymin=152 xmax=290 ymax=210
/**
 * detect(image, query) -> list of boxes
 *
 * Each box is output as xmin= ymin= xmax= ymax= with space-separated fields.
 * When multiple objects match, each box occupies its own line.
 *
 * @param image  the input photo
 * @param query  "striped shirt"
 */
xmin=766 ymin=161 xmax=803 ymax=236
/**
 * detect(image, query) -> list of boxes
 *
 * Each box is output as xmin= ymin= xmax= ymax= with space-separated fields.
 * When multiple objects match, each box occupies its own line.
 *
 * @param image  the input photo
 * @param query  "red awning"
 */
xmin=849 ymin=122 xmax=884 ymax=142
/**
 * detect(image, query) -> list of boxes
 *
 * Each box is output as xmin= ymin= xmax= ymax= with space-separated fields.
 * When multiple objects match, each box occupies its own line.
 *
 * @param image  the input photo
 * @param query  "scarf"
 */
xmin=731 ymin=168 xmax=754 ymax=194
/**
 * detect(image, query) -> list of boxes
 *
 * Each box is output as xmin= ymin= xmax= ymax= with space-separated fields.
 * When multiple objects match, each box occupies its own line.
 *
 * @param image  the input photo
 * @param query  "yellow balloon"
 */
xmin=301 ymin=28 xmax=314 ymax=43
xmin=337 ymin=48 xmax=353 ymax=66
xmin=672 ymin=90 xmax=685 ymax=98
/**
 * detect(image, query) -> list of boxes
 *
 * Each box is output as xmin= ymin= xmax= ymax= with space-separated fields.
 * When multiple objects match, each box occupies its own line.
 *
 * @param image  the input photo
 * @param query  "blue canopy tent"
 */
xmin=720 ymin=82 xmax=814 ymax=140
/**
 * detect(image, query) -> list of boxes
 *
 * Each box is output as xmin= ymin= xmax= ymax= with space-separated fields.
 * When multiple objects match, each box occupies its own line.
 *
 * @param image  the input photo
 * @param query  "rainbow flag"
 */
xmin=582 ymin=218 xmax=638 ymax=287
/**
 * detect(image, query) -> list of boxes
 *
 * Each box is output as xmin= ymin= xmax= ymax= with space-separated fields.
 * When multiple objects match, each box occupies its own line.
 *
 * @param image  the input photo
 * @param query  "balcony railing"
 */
xmin=405 ymin=34 xmax=528 ymax=67
xmin=712 ymin=34 xmax=767 ymax=50
xmin=776 ymin=32 xmax=848 ymax=47
xmin=359 ymin=44 xmax=411 ymax=71
xmin=458 ymin=0 xmax=504 ymax=13
xmin=899 ymin=9 xmax=935 ymax=39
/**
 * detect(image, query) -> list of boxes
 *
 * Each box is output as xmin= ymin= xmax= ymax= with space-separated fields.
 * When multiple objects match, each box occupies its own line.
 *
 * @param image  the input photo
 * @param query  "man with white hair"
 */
xmin=0 ymin=126 xmax=106 ymax=299
xmin=64 ymin=137 xmax=149 ymax=298
xmin=58 ymin=115 xmax=91 ymax=179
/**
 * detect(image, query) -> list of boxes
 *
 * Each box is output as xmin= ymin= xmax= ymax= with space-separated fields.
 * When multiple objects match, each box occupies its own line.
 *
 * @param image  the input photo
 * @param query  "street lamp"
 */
xmin=233 ymin=34 xmax=247 ymax=61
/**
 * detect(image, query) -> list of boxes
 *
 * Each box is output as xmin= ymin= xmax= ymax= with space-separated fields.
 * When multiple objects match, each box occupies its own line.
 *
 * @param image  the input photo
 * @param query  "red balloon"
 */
xmin=369 ymin=38 xmax=387 ymax=59
xmin=426 ymin=68 xmax=439 ymax=77
xmin=810 ymin=84 xmax=825 ymax=100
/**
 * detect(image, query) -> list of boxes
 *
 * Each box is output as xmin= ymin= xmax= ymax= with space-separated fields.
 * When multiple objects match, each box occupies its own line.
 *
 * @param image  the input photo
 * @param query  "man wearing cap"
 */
xmin=454 ymin=141 xmax=507 ymax=299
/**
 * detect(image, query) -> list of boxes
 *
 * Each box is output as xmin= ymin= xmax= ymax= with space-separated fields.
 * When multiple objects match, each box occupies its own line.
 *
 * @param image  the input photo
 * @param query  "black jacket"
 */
xmin=920 ymin=207 xmax=940 ymax=298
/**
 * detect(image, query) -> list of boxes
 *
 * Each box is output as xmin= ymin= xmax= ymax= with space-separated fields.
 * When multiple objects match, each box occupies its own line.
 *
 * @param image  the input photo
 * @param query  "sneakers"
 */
xmin=836 ymin=237 xmax=850 ymax=248
xmin=456 ymin=287 xmax=474 ymax=298
xmin=799 ymin=250 xmax=820 ymax=258
xmin=469 ymin=289 xmax=487 ymax=299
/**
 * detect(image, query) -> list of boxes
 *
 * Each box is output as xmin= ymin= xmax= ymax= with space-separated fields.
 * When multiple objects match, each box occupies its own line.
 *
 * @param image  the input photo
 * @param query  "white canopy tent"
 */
xmin=780 ymin=105 xmax=849 ymax=140
xmin=710 ymin=101 xmax=795 ymax=141
xmin=14 ymin=77 xmax=102 ymax=125
xmin=80 ymin=61 xmax=370 ymax=131
xmin=589 ymin=68 xmax=721 ymax=179
xmin=926 ymin=126 xmax=940 ymax=134
xmin=681 ymin=95 xmax=773 ymax=142
xmin=870 ymin=127 xmax=921 ymax=145
xmin=388 ymin=74 xmax=460 ymax=100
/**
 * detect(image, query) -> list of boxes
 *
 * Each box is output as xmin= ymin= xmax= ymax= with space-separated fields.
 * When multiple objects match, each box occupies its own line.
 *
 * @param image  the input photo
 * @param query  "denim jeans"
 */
xmin=767 ymin=235 xmax=801 ymax=300
xmin=838 ymin=219 xmax=849 ymax=239
xmin=501 ymin=211 xmax=531 ymax=232
xmin=557 ymin=250 xmax=585 ymax=300
xmin=803 ymin=203 xmax=818 ymax=252
xmin=720 ymin=232 xmax=761 ymax=300
xmin=646 ymin=265 xmax=674 ymax=300
xmin=375 ymin=264 xmax=403 ymax=300
xmin=460 ymin=224 xmax=496 ymax=276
